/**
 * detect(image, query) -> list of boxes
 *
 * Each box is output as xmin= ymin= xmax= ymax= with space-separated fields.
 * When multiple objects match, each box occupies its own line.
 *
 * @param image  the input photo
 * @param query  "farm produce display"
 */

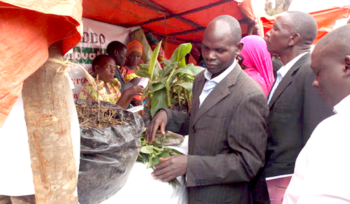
xmin=76 ymin=100 xmax=144 ymax=204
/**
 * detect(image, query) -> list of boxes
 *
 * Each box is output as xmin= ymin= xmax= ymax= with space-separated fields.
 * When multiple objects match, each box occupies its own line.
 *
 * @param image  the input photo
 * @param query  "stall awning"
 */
xmin=260 ymin=6 xmax=350 ymax=44
xmin=83 ymin=0 xmax=256 ymax=44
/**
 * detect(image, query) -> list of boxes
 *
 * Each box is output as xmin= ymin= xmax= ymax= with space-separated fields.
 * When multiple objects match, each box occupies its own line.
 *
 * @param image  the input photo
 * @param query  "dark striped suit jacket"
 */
xmin=165 ymin=64 xmax=269 ymax=204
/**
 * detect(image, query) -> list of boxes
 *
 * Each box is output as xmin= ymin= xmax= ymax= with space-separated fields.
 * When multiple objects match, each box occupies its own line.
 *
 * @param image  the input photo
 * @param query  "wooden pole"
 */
xmin=22 ymin=42 xmax=77 ymax=204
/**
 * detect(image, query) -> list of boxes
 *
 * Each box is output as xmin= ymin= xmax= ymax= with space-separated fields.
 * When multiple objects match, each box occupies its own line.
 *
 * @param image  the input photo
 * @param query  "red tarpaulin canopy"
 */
xmin=260 ymin=6 xmax=350 ymax=44
xmin=83 ymin=0 xmax=256 ymax=56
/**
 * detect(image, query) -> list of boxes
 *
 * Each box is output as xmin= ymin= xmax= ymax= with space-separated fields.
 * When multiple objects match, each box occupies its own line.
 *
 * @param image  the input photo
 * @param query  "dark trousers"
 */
xmin=250 ymin=169 xmax=271 ymax=204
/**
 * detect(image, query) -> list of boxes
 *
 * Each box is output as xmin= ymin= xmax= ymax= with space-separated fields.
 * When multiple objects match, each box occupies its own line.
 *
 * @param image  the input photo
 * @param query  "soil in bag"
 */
xmin=76 ymin=100 xmax=144 ymax=204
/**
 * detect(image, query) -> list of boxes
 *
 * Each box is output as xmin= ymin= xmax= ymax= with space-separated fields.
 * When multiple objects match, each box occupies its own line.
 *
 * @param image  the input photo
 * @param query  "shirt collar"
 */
xmin=203 ymin=59 xmax=237 ymax=83
xmin=277 ymin=52 xmax=308 ymax=78
xmin=334 ymin=94 xmax=350 ymax=114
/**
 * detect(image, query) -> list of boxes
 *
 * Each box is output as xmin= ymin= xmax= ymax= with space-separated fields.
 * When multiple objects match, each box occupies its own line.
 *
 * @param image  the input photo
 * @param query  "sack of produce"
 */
xmin=76 ymin=100 xmax=144 ymax=204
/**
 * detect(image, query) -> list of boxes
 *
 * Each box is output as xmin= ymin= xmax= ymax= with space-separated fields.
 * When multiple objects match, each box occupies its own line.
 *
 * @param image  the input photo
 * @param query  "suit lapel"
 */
xmin=192 ymin=64 xmax=242 ymax=125
xmin=190 ymin=75 xmax=205 ymax=126
xmin=268 ymin=53 xmax=310 ymax=108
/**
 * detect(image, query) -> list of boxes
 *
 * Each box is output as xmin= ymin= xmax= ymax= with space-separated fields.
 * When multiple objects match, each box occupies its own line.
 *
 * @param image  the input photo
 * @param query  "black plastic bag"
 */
xmin=76 ymin=100 xmax=144 ymax=204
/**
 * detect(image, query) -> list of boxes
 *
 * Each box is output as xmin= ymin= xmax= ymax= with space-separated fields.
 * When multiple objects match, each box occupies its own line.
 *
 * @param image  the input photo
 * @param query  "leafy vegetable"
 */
xmin=137 ymin=133 xmax=183 ymax=187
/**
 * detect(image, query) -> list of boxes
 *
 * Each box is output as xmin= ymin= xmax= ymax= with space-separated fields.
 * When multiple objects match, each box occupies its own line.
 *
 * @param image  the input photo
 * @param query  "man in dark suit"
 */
xmin=262 ymin=11 xmax=334 ymax=197
xmin=146 ymin=15 xmax=269 ymax=203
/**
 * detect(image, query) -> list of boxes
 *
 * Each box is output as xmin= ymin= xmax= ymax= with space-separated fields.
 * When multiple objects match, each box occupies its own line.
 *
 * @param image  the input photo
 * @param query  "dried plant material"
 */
xmin=76 ymin=99 xmax=144 ymax=204
xmin=75 ymin=100 xmax=134 ymax=128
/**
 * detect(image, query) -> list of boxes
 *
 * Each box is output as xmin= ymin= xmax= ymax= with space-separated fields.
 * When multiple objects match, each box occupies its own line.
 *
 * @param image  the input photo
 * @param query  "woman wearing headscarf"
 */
xmin=239 ymin=35 xmax=274 ymax=97
xmin=120 ymin=40 xmax=143 ymax=85
xmin=78 ymin=55 xmax=143 ymax=108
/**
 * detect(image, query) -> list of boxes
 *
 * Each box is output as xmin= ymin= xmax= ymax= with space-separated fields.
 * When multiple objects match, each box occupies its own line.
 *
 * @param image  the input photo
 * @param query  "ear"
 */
xmin=344 ymin=55 xmax=350 ymax=77
xmin=94 ymin=65 xmax=102 ymax=73
xmin=114 ymin=50 xmax=118 ymax=57
xmin=235 ymin=42 xmax=244 ymax=55
xmin=288 ymin=33 xmax=300 ymax=46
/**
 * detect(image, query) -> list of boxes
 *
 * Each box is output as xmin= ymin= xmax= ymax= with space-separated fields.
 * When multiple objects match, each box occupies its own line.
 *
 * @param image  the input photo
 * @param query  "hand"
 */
xmin=125 ymin=85 xmax=143 ymax=96
xmin=146 ymin=110 xmax=168 ymax=144
xmin=131 ymin=98 xmax=142 ymax=106
xmin=152 ymin=155 xmax=188 ymax=182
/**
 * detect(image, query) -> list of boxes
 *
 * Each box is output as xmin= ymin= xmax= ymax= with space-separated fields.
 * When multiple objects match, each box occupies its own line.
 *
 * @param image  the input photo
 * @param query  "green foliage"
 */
xmin=148 ymin=40 xmax=162 ymax=80
xmin=150 ymin=89 xmax=167 ymax=117
xmin=135 ymin=42 xmax=204 ymax=117
xmin=137 ymin=133 xmax=183 ymax=187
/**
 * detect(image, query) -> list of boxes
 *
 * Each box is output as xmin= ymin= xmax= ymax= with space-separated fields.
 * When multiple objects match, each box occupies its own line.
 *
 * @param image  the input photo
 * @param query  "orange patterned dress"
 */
xmin=78 ymin=78 xmax=122 ymax=104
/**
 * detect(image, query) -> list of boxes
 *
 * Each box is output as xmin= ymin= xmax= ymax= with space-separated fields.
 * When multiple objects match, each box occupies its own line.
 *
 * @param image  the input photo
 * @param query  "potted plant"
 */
xmin=135 ymin=41 xmax=204 ymax=119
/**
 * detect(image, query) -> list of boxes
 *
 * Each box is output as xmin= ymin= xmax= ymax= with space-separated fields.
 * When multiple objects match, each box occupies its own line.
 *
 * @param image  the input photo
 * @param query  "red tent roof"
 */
xmin=83 ymin=0 xmax=256 ymax=44
xmin=260 ymin=6 xmax=350 ymax=44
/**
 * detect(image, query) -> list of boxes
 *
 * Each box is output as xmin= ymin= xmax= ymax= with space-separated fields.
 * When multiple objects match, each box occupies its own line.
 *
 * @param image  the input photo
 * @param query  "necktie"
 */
xmin=268 ymin=72 xmax=282 ymax=104
xmin=199 ymin=80 xmax=217 ymax=107
xmin=203 ymin=80 xmax=217 ymax=92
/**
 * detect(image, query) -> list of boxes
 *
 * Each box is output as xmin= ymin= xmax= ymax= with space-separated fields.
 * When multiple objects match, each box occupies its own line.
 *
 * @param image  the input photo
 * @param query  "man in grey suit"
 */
xmin=259 ymin=11 xmax=334 ymax=198
xmin=146 ymin=15 xmax=269 ymax=203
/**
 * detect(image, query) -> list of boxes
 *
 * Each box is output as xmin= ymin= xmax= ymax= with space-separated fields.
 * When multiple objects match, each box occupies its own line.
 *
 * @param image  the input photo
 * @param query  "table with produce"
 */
xmin=76 ymin=43 xmax=204 ymax=204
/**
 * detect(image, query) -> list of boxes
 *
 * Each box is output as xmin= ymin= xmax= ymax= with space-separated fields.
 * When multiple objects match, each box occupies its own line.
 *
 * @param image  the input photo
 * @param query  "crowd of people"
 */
xmin=1 ymin=9 xmax=349 ymax=204
xmin=145 ymin=11 xmax=349 ymax=204
xmin=75 ymin=10 xmax=348 ymax=204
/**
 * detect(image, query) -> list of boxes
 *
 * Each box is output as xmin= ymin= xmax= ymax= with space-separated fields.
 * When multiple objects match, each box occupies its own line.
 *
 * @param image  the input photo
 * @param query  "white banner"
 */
xmin=65 ymin=18 xmax=139 ymax=99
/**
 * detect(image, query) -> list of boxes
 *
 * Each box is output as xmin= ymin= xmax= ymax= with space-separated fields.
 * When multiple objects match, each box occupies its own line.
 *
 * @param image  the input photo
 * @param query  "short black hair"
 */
xmin=106 ymin=41 xmax=126 ymax=55
xmin=91 ymin=54 xmax=113 ymax=72
xmin=284 ymin=11 xmax=318 ymax=45
xmin=211 ymin=15 xmax=242 ymax=44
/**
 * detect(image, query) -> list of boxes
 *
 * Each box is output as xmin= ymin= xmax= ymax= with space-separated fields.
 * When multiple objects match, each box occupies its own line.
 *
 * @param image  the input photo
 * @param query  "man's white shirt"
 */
xmin=283 ymin=95 xmax=350 ymax=204
xmin=199 ymin=60 xmax=237 ymax=107
xmin=268 ymin=52 xmax=308 ymax=104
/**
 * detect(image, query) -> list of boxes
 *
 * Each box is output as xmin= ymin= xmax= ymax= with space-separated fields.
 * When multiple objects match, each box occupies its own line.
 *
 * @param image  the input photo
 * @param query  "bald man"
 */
xmin=146 ymin=15 xmax=268 ymax=203
xmin=283 ymin=24 xmax=350 ymax=204
xmin=262 ymin=11 xmax=333 ymax=188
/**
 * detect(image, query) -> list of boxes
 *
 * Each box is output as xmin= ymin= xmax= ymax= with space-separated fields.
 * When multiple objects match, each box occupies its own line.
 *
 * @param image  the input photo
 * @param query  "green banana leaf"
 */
xmin=139 ymin=63 xmax=150 ymax=71
xmin=174 ymin=65 xmax=204 ymax=76
xmin=149 ymin=40 xmax=162 ymax=80
xmin=134 ymin=69 xmax=151 ymax=78
xmin=148 ymin=82 xmax=166 ymax=93
xmin=170 ymin=43 xmax=192 ymax=67
xmin=173 ymin=81 xmax=193 ymax=92
xmin=159 ymin=64 xmax=174 ymax=78
xmin=151 ymin=89 xmax=168 ymax=117
xmin=170 ymin=65 xmax=204 ymax=83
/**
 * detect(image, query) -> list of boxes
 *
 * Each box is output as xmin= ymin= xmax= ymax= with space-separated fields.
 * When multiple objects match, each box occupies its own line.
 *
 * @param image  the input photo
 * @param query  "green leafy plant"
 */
xmin=137 ymin=133 xmax=183 ymax=187
xmin=135 ymin=41 xmax=204 ymax=117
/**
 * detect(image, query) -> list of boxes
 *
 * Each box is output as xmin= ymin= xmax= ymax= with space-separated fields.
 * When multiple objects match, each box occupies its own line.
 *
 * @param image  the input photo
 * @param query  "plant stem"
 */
xmin=183 ymin=88 xmax=188 ymax=112
xmin=178 ymin=87 xmax=182 ymax=109
xmin=166 ymin=68 xmax=176 ymax=107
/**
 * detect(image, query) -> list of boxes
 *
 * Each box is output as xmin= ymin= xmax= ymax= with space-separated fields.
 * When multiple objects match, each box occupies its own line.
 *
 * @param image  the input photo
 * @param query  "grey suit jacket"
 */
xmin=265 ymin=53 xmax=334 ymax=177
xmin=165 ymin=64 xmax=268 ymax=204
